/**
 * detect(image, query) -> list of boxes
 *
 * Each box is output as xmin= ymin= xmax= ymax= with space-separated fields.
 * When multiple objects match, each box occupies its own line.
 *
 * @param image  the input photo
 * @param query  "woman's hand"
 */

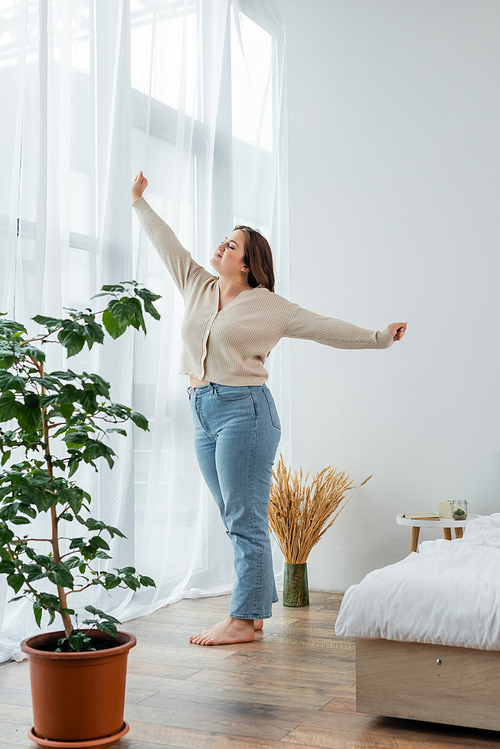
xmin=131 ymin=171 xmax=148 ymax=202
xmin=388 ymin=322 xmax=408 ymax=341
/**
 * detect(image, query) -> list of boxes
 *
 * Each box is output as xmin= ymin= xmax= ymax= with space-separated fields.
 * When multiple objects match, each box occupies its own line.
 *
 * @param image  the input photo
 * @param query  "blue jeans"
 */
xmin=188 ymin=382 xmax=281 ymax=619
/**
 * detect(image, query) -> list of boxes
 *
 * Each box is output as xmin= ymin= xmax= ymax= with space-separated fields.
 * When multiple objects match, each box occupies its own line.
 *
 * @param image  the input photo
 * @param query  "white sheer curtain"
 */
xmin=0 ymin=0 xmax=288 ymax=660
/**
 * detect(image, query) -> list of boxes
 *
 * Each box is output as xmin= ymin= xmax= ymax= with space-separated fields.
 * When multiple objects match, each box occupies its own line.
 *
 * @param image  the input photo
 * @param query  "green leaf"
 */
xmin=79 ymin=387 xmax=98 ymax=413
xmin=64 ymin=556 xmax=81 ymax=569
xmin=97 ymin=284 xmax=126 ymax=294
xmin=62 ymin=429 xmax=88 ymax=447
xmin=103 ymin=573 xmax=121 ymax=589
xmin=31 ymin=374 xmax=61 ymax=391
xmin=0 ymin=372 xmax=28 ymax=391
xmin=32 ymin=315 xmax=64 ymax=332
xmin=106 ymin=428 xmax=127 ymax=437
xmin=0 ymin=502 xmax=20 ymax=521
xmin=33 ymin=601 xmax=43 ymax=628
xmin=130 ymin=411 xmax=149 ymax=431
xmin=0 ymin=525 xmax=14 ymax=545
xmin=26 ymin=565 xmax=46 ymax=583
xmin=104 ymin=525 xmax=126 ymax=539
xmin=1 ymin=451 xmax=11 ymax=466
xmin=58 ymin=327 xmax=86 ymax=358
xmin=81 ymin=314 xmax=104 ymax=349
xmin=67 ymin=631 xmax=93 ymax=652
xmin=84 ymin=604 xmax=103 ymax=616
xmin=95 ymin=621 xmax=118 ymax=638
xmin=108 ymin=297 xmax=146 ymax=334
xmin=13 ymin=394 xmax=42 ymax=432
xmin=48 ymin=564 xmax=74 ymax=589
xmin=102 ymin=307 xmax=128 ymax=340
xmin=89 ymin=536 xmax=110 ymax=551
xmin=0 ymin=355 xmax=14 ymax=369
xmin=85 ymin=518 xmax=106 ymax=531
xmin=139 ymin=575 xmax=156 ymax=588
xmin=51 ymin=370 xmax=79 ymax=381
xmin=122 ymin=575 xmax=140 ymax=591
xmin=0 ymin=392 xmax=16 ymax=422
xmin=59 ymin=403 xmax=75 ymax=420
xmin=21 ymin=345 xmax=45 ymax=362
xmin=94 ymin=550 xmax=112 ymax=559
xmin=0 ymin=560 xmax=15 ymax=575
xmin=33 ymin=554 xmax=51 ymax=566
xmin=135 ymin=287 xmax=162 ymax=320
xmin=0 ymin=317 xmax=26 ymax=334
xmin=82 ymin=441 xmax=115 ymax=469
xmin=87 ymin=374 xmax=110 ymax=398
xmin=68 ymin=459 xmax=80 ymax=478
xmin=7 ymin=573 xmax=24 ymax=593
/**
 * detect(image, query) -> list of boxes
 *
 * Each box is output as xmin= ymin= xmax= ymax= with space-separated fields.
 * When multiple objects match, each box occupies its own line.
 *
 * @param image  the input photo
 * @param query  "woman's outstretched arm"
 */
xmin=131 ymin=172 xmax=213 ymax=294
xmin=284 ymin=304 xmax=407 ymax=349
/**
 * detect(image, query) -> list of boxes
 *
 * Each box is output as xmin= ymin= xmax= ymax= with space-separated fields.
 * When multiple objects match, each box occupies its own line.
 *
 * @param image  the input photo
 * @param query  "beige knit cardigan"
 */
xmin=132 ymin=197 xmax=394 ymax=386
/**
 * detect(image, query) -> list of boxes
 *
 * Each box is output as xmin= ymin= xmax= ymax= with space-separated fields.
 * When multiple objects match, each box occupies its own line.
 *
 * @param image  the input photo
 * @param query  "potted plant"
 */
xmin=0 ymin=281 xmax=159 ymax=748
xmin=269 ymin=455 xmax=372 ymax=606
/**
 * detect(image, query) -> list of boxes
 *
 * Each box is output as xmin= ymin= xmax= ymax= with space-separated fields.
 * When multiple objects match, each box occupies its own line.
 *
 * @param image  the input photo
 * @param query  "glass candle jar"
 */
xmin=452 ymin=500 xmax=468 ymax=521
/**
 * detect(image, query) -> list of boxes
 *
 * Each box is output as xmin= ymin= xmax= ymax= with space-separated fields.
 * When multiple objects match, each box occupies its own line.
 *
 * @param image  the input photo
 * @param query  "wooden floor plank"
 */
xmin=136 ymin=676 xmax=333 ymax=711
xmin=262 ymin=633 xmax=354 ymax=650
xmin=126 ymin=721 xmax=312 ymax=749
xmin=185 ymin=668 xmax=352 ymax=695
xmin=320 ymin=697 xmax=358 ymax=714
xmin=124 ymin=700 xmax=297 ymax=741
xmin=281 ymin=723 xmax=500 ymax=748
xmin=0 ymin=726 xmax=34 ymax=749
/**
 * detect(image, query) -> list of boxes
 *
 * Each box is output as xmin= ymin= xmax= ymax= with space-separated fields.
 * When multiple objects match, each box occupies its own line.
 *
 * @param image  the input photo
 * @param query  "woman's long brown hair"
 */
xmin=234 ymin=225 xmax=275 ymax=292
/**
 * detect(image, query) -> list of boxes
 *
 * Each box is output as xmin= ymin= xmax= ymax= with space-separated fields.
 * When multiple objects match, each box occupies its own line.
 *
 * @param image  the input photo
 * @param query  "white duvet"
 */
xmin=335 ymin=514 xmax=500 ymax=651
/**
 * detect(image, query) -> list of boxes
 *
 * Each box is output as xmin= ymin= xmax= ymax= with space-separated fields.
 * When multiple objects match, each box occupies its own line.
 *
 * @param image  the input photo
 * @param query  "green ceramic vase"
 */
xmin=283 ymin=562 xmax=309 ymax=607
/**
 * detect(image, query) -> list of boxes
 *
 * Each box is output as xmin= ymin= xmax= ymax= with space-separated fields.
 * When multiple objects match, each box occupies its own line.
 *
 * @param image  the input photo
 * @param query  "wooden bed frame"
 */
xmin=356 ymin=638 xmax=500 ymax=732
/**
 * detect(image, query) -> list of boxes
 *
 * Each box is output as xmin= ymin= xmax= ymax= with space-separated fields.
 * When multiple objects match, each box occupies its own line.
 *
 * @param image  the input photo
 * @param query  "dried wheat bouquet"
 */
xmin=269 ymin=455 xmax=372 ymax=564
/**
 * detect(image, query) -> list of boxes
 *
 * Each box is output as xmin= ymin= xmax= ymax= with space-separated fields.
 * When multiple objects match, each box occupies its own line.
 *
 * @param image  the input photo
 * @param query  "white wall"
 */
xmin=276 ymin=0 xmax=500 ymax=591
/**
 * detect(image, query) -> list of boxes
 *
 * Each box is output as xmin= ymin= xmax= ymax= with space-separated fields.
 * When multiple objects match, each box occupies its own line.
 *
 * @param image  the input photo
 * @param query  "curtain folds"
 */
xmin=0 ymin=0 xmax=288 ymax=660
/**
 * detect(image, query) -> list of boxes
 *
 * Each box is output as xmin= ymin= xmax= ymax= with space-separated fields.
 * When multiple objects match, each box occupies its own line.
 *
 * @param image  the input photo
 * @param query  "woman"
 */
xmin=131 ymin=171 xmax=407 ymax=646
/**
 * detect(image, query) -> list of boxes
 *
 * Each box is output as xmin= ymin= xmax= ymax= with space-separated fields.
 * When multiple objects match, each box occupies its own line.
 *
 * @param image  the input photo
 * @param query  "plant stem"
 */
xmin=41 ymin=362 xmax=73 ymax=639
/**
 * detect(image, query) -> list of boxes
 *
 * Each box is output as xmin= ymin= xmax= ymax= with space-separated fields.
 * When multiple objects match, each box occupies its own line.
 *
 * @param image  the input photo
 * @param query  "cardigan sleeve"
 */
xmin=284 ymin=305 xmax=394 ymax=350
xmin=132 ymin=197 xmax=214 ymax=294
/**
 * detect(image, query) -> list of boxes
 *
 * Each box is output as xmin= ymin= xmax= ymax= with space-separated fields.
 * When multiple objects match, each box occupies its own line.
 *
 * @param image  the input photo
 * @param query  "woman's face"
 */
xmin=210 ymin=229 xmax=248 ymax=279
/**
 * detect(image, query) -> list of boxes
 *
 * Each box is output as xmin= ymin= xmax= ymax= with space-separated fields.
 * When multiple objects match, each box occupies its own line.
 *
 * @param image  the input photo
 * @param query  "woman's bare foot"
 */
xmin=189 ymin=617 xmax=255 ymax=646
xmin=203 ymin=618 xmax=263 ymax=632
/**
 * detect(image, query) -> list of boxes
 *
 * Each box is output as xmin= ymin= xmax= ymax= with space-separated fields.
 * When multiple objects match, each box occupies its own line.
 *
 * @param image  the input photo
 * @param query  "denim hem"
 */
xmin=230 ymin=613 xmax=273 ymax=620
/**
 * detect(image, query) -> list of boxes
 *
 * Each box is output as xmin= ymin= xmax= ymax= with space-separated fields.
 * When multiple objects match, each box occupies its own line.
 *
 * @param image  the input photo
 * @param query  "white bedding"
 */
xmin=335 ymin=514 xmax=500 ymax=651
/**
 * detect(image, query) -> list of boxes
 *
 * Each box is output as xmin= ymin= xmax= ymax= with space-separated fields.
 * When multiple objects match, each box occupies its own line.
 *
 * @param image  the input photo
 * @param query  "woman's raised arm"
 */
xmin=131 ymin=172 xmax=213 ymax=295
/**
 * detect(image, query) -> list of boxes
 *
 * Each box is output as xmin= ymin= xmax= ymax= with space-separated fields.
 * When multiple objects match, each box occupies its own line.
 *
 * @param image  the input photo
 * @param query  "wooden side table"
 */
xmin=396 ymin=514 xmax=480 ymax=554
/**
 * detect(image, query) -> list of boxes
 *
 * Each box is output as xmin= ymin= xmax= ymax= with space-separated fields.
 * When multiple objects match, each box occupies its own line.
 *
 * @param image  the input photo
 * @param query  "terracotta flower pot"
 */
xmin=20 ymin=629 xmax=136 ymax=749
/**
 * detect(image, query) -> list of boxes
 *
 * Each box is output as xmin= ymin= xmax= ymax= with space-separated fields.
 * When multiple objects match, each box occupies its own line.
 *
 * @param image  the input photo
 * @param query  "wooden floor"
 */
xmin=1 ymin=590 xmax=499 ymax=748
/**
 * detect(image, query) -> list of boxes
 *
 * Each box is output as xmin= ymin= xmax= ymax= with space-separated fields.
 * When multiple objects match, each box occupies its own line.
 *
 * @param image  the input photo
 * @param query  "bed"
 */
xmin=335 ymin=514 xmax=500 ymax=732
